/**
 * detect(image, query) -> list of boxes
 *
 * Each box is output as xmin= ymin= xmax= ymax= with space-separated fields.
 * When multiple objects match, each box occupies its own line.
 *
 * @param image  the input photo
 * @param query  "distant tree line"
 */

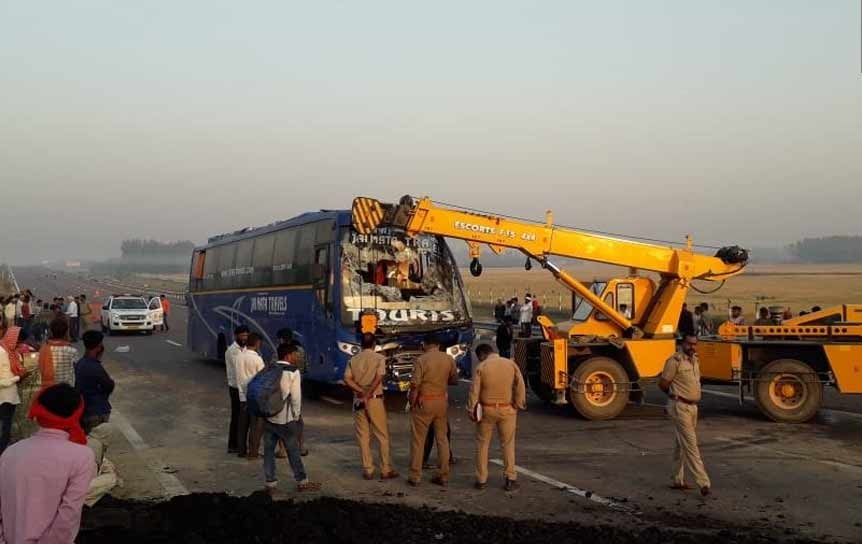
xmin=88 ymin=239 xmax=195 ymax=275
xmin=120 ymin=239 xmax=195 ymax=262
xmin=787 ymin=236 xmax=862 ymax=263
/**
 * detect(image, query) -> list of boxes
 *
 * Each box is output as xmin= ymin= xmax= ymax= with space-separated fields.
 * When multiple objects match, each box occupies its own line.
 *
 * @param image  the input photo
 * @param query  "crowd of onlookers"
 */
xmin=679 ymin=302 xmax=826 ymax=336
xmin=0 ymin=287 xmax=117 ymax=543
xmin=2 ymin=290 xmax=93 ymax=345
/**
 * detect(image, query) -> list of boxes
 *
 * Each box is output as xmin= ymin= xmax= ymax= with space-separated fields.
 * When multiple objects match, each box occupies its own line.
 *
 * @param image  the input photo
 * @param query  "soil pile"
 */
xmin=79 ymin=492 xmax=816 ymax=544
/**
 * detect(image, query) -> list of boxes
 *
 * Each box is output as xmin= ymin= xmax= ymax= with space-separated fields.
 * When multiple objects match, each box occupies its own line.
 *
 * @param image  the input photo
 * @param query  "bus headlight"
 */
xmin=446 ymin=344 xmax=468 ymax=359
xmin=337 ymin=342 xmax=361 ymax=356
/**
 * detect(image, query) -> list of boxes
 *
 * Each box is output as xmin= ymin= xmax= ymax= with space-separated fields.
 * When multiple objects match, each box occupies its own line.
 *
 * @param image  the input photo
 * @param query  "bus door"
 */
xmin=311 ymin=243 xmax=336 ymax=377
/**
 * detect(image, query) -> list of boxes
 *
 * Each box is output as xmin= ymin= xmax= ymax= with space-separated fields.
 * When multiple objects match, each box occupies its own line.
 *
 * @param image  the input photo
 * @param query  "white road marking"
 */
xmin=701 ymin=388 xmax=862 ymax=421
xmin=320 ymin=395 xmax=344 ymax=406
xmin=110 ymin=410 xmax=189 ymax=497
xmin=715 ymin=437 xmax=862 ymax=474
xmin=490 ymin=459 xmax=636 ymax=513
xmin=165 ymin=340 xmax=183 ymax=347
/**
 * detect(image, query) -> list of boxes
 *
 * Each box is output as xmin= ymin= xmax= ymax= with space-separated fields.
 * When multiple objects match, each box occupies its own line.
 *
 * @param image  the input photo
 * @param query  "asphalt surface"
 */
xmin=14 ymin=266 xmax=862 ymax=542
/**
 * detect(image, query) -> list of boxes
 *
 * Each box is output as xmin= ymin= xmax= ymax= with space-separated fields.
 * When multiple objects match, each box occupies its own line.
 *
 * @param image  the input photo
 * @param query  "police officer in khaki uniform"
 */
xmin=344 ymin=333 xmax=399 ymax=480
xmin=659 ymin=334 xmax=711 ymax=496
xmin=468 ymin=343 xmax=526 ymax=491
xmin=407 ymin=335 xmax=458 ymax=486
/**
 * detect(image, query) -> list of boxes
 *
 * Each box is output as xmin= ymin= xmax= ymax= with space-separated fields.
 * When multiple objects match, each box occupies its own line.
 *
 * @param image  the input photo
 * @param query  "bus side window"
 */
xmin=294 ymin=224 xmax=315 ymax=284
xmin=252 ymin=233 xmax=275 ymax=287
xmin=315 ymin=220 xmax=335 ymax=244
xmin=202 ymin=246 xmax=221 ymax=290
xmin=273 ymin=228 xmax=298 ymax=285
xmin=313 ymin=245 xmax=332 ymax=316
xmin=218 ymin=243 xmax=237 ymax=290
xmin=234 ymin=239 xmax=254 ymax=289
xmin=191 ymin=251 xmax=206 ymax=290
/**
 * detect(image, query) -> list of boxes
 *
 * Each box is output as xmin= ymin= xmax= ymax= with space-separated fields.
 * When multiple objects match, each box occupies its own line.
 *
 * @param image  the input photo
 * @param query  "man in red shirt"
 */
xmin=159 ymin=295 xmax=171 ymax=332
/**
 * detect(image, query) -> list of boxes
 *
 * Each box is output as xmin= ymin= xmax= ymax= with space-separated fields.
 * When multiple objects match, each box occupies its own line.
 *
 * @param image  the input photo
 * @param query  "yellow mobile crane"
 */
xmin=352 ymin=195 xmax=748 ymax=420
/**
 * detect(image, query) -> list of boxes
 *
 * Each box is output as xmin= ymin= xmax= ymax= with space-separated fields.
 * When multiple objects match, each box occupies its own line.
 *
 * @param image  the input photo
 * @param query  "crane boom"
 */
xmin=354 ymin=196 xmax=746 ymax=280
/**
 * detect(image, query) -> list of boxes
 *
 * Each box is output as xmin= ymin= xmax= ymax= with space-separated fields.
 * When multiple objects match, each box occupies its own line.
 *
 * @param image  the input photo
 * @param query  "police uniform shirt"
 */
xmin=468 ymin=354 xmax=526 ymax=410
xmin=661 ymin=352 xmax=702 ymax=403
xmin=345 ymin=349 xmax=386 ymax=397
xmin=411 ymin=351 xmax=456 ymax=397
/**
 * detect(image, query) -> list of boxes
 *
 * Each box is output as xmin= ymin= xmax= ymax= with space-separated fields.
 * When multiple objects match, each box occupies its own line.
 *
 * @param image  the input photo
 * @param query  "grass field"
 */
xmin=462 ymin=263 xmax=862 ymax=321
xmin=126 ymin=264 xmax=862 ymax=323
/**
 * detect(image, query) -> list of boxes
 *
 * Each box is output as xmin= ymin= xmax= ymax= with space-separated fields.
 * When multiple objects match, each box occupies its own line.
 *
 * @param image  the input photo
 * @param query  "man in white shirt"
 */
xmin=235 ymin=333 xmax=265 ymax=458
xmin=519 ymin=295 xmax=534 ymax=337
xmin=65 ymin=297 xmax=80 ymax=343
xmin=14 ymin=295 xmax=23 ymax=326
xmin=224 ymin=326 xmax=249 ymax=454
xmin=263 ymin=343 xmax=320 ymax=493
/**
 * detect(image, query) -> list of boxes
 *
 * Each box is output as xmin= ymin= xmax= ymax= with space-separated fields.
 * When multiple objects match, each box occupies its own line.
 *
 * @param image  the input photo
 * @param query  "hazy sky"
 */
xmin=1 ymin=1 xmax=860 ymax=264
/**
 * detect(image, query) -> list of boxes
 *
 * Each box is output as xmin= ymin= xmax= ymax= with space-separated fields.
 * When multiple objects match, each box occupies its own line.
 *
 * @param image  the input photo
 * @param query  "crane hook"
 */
xmin=524 ymin=257 xmax=532 ymax=271
xmin=469 ymin=258 xmax=483 ymax=277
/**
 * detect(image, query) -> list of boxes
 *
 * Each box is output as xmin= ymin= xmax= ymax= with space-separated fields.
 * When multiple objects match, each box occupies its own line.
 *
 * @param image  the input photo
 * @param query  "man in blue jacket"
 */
xmin=74 ymin=331 xmax=115 ymax=434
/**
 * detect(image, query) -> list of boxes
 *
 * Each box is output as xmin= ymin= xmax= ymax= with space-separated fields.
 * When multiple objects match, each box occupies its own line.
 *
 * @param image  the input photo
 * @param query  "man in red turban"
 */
xmin=0 ymin=384 xmax=95 ymax=543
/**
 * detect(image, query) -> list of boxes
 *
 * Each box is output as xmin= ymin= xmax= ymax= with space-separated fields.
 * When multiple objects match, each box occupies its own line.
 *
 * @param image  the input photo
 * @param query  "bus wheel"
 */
xmin=568 ymin=357 xmax=629 ymax=420
xmin=755 ymin=359 xmax=822 ymax=423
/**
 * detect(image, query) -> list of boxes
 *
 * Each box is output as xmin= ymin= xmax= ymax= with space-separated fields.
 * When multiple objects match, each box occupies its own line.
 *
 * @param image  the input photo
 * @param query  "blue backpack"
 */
xmin=246 ymin=364 xmax=296 ymax=418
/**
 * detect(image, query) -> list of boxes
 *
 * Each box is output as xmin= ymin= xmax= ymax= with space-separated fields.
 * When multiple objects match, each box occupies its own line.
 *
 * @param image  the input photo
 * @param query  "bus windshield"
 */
xmin=341 ymin=227 xmax=470 ymax=330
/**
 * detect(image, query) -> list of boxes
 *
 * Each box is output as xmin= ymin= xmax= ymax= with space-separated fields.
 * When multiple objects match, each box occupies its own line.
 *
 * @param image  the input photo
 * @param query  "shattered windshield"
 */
xmin=341 ymin=227 xmax=470 ymax=329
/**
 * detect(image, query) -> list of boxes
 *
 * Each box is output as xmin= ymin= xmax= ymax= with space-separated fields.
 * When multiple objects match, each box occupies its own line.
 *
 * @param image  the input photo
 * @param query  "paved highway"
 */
xmin=13 ymin=266 xmax=862 ymax=542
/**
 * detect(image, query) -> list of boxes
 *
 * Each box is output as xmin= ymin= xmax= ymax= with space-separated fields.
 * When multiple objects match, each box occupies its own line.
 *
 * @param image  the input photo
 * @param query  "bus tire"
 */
xmin=568 ymin=357 xmax=629 ymax=420
xmin=755 ymin=359 xmax=822 ymax=423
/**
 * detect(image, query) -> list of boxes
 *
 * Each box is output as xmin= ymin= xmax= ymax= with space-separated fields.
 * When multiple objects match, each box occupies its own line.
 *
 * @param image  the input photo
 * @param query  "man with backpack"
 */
xmin=259 ymin=343 xmax=320 ymax=493
xmin=236 ymin=333 xmax=265 ymax=459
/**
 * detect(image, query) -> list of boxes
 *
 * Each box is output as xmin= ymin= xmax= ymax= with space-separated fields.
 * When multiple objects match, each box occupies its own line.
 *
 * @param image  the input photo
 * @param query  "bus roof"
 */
xmin=197 ymin=209 xmax=350 ymax=250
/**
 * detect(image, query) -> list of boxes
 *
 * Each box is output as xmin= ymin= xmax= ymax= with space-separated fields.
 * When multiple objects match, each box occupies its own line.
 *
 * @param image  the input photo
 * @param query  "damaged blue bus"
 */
xmin=187 ymin=209 xmax=474 ymax=391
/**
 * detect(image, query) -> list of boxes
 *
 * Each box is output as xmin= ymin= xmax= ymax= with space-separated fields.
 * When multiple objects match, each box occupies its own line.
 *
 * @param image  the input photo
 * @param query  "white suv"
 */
xmin=100 ymin=295 xmax=154 ymax=335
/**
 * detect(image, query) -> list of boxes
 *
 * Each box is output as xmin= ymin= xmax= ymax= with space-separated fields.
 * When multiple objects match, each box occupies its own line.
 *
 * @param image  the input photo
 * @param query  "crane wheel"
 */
xmin=568 ymin=357 xmax=629 ymax=420
xmin=754 ymin=359 xmax=822 ymax=423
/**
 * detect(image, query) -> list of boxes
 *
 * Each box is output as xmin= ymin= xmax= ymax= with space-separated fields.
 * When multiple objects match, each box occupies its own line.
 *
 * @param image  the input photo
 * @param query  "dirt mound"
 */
xmin=79 ymin=492 xmax=816 ymax=544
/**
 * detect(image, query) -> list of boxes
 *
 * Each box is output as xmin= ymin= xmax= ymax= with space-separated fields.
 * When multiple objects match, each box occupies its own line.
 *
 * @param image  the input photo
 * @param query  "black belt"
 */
xmin=669 ymin=394 xmax=698 ymax=406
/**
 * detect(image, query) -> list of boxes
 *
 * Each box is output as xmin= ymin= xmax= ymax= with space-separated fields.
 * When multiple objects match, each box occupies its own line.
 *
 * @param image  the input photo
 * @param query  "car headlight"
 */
xmin=446 ymin=343 xmax=468 ymax=359
xmin=337 ymin=342 xmax=361 ymax=356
